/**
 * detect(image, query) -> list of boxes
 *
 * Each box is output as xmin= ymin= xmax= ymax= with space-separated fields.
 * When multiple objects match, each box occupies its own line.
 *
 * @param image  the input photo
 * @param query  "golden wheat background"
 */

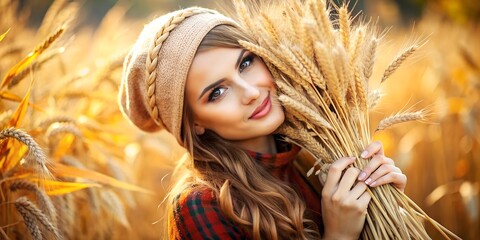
xmin=0 ymin=0 xmax=478 ymax=239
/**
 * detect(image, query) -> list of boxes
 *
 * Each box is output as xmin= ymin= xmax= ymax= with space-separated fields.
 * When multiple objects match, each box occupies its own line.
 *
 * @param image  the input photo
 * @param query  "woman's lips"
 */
xmin=249 ymin=92 xmax=271 ymax=119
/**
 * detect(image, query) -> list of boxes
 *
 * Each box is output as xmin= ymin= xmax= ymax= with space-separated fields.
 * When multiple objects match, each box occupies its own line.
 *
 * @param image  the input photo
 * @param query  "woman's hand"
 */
xmin=358 ymin=141 xmax=407 ymax=192
xmin=320 ymin=141 xmax=407 ymax=239
xmin=321 ymin=157 xmax=370 ymax=240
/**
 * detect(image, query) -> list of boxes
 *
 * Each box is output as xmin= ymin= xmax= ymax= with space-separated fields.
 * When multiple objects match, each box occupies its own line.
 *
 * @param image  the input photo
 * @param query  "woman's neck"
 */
xmin=232 ymin=135 xmax=277 ymax=154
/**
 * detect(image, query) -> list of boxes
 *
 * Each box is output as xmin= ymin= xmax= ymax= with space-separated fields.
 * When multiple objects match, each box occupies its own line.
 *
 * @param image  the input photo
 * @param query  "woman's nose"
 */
xmin=235 ymin=77 xmax=260 ymax=105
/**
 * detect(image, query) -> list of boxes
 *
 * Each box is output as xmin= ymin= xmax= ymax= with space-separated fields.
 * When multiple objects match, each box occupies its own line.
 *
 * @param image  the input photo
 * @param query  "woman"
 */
xmin=119 ymin=7 xmax=406 ymax=240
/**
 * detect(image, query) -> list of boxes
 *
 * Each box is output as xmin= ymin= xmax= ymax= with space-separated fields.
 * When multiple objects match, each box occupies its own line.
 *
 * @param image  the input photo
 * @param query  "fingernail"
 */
xmin=365 ymin=178 xmax=372 ymax=185
xmin=369 ymin=181 xmax=377 ymax=187
xmin=361 ymin=150 xmax=368 ymax=158
xmin=358 ymin=171 xmax=367 ymax=181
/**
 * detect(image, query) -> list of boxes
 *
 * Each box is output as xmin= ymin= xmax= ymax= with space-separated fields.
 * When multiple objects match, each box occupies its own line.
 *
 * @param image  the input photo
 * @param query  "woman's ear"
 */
xmin=194 ymin=125 xmax=205 ymax=135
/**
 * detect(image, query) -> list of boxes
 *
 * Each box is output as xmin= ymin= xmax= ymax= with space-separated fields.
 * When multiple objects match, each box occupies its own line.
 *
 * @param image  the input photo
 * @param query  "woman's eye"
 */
xmin=239 ymin=54 xmax=254 ymax=73
xmin=208 ymin=87 xmax=227 ymax=102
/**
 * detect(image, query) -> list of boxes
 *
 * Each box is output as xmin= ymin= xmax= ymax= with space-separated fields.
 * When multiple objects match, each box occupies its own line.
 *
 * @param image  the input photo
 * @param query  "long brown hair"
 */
xmin=167 ymin=24 xmax=320 ymax=239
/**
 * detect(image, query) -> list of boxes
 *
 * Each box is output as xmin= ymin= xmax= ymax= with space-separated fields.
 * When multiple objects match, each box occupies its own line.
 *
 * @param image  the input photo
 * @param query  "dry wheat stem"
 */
xmin=380 ymin=45 xmax=417 ymax=83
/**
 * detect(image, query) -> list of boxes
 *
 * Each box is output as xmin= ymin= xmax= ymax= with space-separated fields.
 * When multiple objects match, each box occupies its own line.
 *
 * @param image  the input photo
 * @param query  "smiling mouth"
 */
xmin=249 ymin=92 xmax=271 ymax=119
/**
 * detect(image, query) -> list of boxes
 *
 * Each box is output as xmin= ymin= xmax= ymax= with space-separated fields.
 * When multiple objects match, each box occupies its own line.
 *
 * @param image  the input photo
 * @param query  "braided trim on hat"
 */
xmin=146 ymin=8 xmax=217 ymax=124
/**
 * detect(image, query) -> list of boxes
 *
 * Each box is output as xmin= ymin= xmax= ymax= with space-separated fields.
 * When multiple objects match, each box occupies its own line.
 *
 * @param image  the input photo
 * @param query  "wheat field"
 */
xmin=0 ymin=0 xmax=478 ymax=239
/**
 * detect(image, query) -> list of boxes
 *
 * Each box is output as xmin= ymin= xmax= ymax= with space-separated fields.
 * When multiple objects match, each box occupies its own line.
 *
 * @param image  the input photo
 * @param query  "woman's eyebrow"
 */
xmin=198 ymin=79 xmax=225 ymax=100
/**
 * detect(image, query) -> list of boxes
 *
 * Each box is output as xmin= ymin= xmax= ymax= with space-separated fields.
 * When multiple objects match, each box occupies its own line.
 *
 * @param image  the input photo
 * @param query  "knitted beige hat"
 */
xmin=119 ymin=7 xmax=238 ymax=144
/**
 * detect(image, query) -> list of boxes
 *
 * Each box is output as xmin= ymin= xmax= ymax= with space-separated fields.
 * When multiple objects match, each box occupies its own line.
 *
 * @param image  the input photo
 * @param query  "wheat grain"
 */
xmin=381 ymin=45 xmax=417 ymax=83
xmin=0 ymin=128 xmax=51 ymax=177
xmin=376 ymin=110 xmax=427 ymax=131
xmin=15 ymin=197 xmax=60 ymax=239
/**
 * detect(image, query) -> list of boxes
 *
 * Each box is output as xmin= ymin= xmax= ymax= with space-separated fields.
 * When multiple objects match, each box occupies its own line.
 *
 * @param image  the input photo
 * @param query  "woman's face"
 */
xmin=185 ymin=48 xmax=284 ymax=142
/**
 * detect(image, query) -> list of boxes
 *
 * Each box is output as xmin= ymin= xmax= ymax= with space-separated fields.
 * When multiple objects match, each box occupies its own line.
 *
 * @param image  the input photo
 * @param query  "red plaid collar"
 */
xmin=245 ymin=136 xmax=301 ymax=168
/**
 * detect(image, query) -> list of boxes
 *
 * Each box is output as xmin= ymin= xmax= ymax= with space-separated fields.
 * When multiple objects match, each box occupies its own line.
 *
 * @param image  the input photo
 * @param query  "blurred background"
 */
xmin=1 ymin=0 xmax=479 ymax=239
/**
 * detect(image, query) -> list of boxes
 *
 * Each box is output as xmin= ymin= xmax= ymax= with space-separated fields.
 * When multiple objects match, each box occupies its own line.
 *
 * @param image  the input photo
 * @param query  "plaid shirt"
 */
xmin=168 ymin=142 xmax=323 ymax=239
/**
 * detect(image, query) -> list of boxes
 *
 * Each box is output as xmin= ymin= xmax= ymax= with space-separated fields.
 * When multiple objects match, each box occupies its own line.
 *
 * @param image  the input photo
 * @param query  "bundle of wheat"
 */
xmin=232 ymin=0 xmax=459 ymax=239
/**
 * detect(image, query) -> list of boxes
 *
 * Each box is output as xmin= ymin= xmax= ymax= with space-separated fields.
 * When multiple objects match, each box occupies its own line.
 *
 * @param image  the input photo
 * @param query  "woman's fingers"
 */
xmin=358 ymin=154 xmax=394 ymax=181
xmin=360 ymin=140 xmax=384 ymax=159
xmin=370 ymin=172 xmax=407 ymax=191
xmin=322 ymin=157 xmax=356 ymax=196
xmin=364 ymin=164 xmax=400 ymax=185
xmin=333 ymin=167 xmax=361 ymax=199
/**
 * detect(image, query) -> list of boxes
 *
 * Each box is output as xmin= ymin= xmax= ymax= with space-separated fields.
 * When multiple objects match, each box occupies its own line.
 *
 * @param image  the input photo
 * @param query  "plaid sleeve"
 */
xmin=168 ymin=187 xmax=250 ymax=240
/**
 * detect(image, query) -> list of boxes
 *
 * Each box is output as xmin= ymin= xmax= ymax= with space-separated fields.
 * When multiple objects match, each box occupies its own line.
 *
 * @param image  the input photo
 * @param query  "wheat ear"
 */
xmin=376 ymin=110 xmax=427 ymax=131
xmin=338 ymin=5 xmax=351 ymax=51
xmin=15 ymin=197 xmax=61 ymax=239
xmin=34 ymin=26 xmax=65 ymax=56
xmin=279 ymin=94 xmax=332 ymax=130
xmin=0 ymin=128 xmax=51 ymax=177
xmin=380 ymin=45 xmax=417 ymax=83
xmin=15 ymin=198 xmax=43 ymax=240
xmin=363 ymin=37 xmax=377 ymax=81
xmin=367 ymin=89 xmax=382 ymax=110
xmin=10 ymin=180 xmax=57 ymax=225
xmin=38 ymin=116 xmax=76 ymax=129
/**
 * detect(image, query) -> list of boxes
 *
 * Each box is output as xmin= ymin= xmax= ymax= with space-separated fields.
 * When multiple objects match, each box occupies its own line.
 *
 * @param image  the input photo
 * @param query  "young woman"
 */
xmin=119 ymin=7 xmax=407 ymax=240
